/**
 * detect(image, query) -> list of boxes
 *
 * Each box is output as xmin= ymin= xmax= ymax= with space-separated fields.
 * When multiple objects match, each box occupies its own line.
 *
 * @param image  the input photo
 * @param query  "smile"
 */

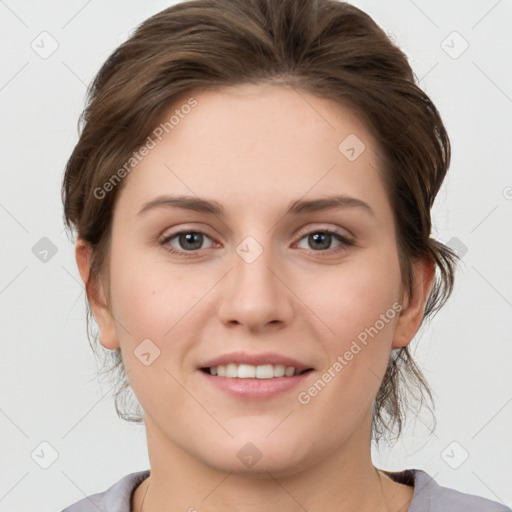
xmin=202 ymin=363 xmax=312 ymax=379
xmin=199 ymin=366 xmax=314 ymax=400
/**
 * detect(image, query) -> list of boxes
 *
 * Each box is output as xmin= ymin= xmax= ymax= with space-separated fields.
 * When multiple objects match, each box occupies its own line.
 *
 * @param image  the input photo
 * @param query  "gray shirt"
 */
xmin=61 ymin=468 xmax=510 ymax=511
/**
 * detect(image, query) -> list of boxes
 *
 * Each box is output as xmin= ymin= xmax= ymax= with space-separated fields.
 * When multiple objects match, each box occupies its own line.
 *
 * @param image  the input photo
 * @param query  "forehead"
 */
xmin=159 ymin=83 xmax=376 ymax=159
xmin=115 ymin=83 xmax=389 ymax=219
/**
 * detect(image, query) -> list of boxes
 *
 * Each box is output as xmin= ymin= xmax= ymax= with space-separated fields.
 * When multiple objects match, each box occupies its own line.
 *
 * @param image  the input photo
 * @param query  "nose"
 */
xmin=217 ymin=237 xmax=294 ymax=332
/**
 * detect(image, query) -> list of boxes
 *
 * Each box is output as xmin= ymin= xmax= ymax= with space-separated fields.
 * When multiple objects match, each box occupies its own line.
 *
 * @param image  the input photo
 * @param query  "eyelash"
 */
xmin=158 ymin=228 xmax=354 ymax=257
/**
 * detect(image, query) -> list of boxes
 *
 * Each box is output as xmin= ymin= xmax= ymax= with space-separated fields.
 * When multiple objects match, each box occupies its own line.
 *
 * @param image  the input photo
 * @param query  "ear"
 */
xmin=392 ymin=257 xmax=435 ymax=349
xmin=75 ymin=238 xmax=120 ymax=350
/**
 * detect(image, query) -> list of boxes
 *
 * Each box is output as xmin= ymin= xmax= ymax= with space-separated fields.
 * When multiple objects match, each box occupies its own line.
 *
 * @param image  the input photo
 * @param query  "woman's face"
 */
xmin=82 ymin=83 xmax=428 ymax=475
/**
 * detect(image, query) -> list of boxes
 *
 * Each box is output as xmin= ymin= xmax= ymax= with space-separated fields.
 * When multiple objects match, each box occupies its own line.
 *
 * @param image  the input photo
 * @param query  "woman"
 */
xmin=60 ymin=0 xmax=510 ymax=510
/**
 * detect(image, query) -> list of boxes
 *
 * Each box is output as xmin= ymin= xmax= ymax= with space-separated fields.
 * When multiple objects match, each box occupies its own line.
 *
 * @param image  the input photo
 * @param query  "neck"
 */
xmin=133 ymin=415 xmax=413 ymax=512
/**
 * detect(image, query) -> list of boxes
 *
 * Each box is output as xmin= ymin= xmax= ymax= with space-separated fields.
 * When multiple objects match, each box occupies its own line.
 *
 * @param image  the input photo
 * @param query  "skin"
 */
xmin=76 ymin=83 xmax=434 ymax=511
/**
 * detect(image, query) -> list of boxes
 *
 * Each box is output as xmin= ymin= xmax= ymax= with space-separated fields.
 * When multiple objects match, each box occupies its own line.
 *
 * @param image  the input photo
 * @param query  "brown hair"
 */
xmin=62 ymin=0 xmax=458 ymax=442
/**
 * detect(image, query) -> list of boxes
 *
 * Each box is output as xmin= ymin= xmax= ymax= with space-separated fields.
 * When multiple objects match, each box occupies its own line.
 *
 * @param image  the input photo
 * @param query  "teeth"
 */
xmin=226 ymin=363 xmax=238 ymax=377
xmin=238 ymin=364 xmax=255 ymax=378
xmin=208 ymin=363 xmax=302 ymax=378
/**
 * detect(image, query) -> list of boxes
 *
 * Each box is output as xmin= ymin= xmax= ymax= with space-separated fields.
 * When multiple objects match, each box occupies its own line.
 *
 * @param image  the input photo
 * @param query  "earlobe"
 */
xmin=392 ymin=258 xmax=435 ymax=349
xmin=74 ymin=238 xmax=120 ymax=350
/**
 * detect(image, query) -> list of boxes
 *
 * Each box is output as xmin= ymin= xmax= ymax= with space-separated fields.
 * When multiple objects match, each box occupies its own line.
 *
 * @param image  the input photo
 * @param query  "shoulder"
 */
xmin=60 ymin=470 xmax=150 ymax=512
xmin=384 ymin=469 xmax=511 ymax=512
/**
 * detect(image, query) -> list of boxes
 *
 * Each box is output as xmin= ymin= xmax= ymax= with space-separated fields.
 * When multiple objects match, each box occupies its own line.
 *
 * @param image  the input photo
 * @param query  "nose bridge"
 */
xmin=236 ymin=234 xmax=276 ymax=287
xmin=217 ymin=232 xmax=293 ymax=328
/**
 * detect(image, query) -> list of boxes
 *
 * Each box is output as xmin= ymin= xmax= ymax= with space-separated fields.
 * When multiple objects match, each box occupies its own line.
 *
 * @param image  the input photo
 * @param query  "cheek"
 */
xmin=110 ymin=267 xmax=162 ymax=336
xmin=107 ymin=244 xmax=221 ymax=380
xmin=108 ymin=219 xmax=199 ymax=327
xmin=311 ymin=246 xmax=402 ymax=391
xmin=106 ymin=252 xmax=204 ymax=410
xmin=315 ymin=247 xmax=402 ymax=338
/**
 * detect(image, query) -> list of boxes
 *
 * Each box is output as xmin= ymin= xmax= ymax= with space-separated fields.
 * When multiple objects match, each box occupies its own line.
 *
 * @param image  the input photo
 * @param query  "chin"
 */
xmin=192 ymin=432 xmax=317 ymax=477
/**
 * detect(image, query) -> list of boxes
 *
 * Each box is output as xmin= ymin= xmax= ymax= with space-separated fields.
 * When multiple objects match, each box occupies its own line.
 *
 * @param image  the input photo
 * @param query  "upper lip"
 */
xmin=199 ymin=351 xmax=314 ymax=372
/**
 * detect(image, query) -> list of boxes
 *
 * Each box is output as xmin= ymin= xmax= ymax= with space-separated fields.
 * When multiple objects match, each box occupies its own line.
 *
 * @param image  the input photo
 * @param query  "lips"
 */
xmin=197 ymin=351 xmax=315 ymax=399
xmin=199 ymin=364 xmax=314 ymax=399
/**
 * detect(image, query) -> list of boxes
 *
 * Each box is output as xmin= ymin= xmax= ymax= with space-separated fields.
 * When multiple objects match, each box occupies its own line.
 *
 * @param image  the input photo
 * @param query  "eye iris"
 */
xmin=309 ymin=232 xmax=331 ymax=250
xmin=179 ymin=232 xmax=203 ymax=250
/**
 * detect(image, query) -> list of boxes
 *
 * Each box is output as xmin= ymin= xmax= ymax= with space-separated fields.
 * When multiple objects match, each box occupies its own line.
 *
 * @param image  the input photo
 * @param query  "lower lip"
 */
xmin=198 ymin=370 xmax=314 ymax=400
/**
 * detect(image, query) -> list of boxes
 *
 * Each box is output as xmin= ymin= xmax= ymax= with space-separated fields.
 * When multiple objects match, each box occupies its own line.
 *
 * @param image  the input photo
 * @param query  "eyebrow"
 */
xmin=137 ymin=194 xmax=375 ymax=217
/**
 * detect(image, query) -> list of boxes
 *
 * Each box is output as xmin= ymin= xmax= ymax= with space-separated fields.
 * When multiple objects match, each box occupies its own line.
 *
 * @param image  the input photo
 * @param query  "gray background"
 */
xmin=1 ymin=0 xmax=511 ymax=510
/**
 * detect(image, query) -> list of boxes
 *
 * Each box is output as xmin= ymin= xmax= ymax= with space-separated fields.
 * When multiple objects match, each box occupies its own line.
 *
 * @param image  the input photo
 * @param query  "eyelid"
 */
xmin=159 ymin=223 xmax=353 ymax=243
xmin=158 ymin=227 xmax=217 ymax=247
xmin=158 ymin=222 xmax=216 ymax=240
xmin=294 ymin=223 xmax=354 ymax=241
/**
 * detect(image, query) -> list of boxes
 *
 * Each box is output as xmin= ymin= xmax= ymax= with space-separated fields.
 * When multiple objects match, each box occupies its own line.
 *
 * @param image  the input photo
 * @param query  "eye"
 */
xmin=160 ymin=230 xmax=214 ymax=255
xmin=296 ymin=230 xmax=353 ymax=253
xmin=159 ymin=227 xmax=354 ymax=257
